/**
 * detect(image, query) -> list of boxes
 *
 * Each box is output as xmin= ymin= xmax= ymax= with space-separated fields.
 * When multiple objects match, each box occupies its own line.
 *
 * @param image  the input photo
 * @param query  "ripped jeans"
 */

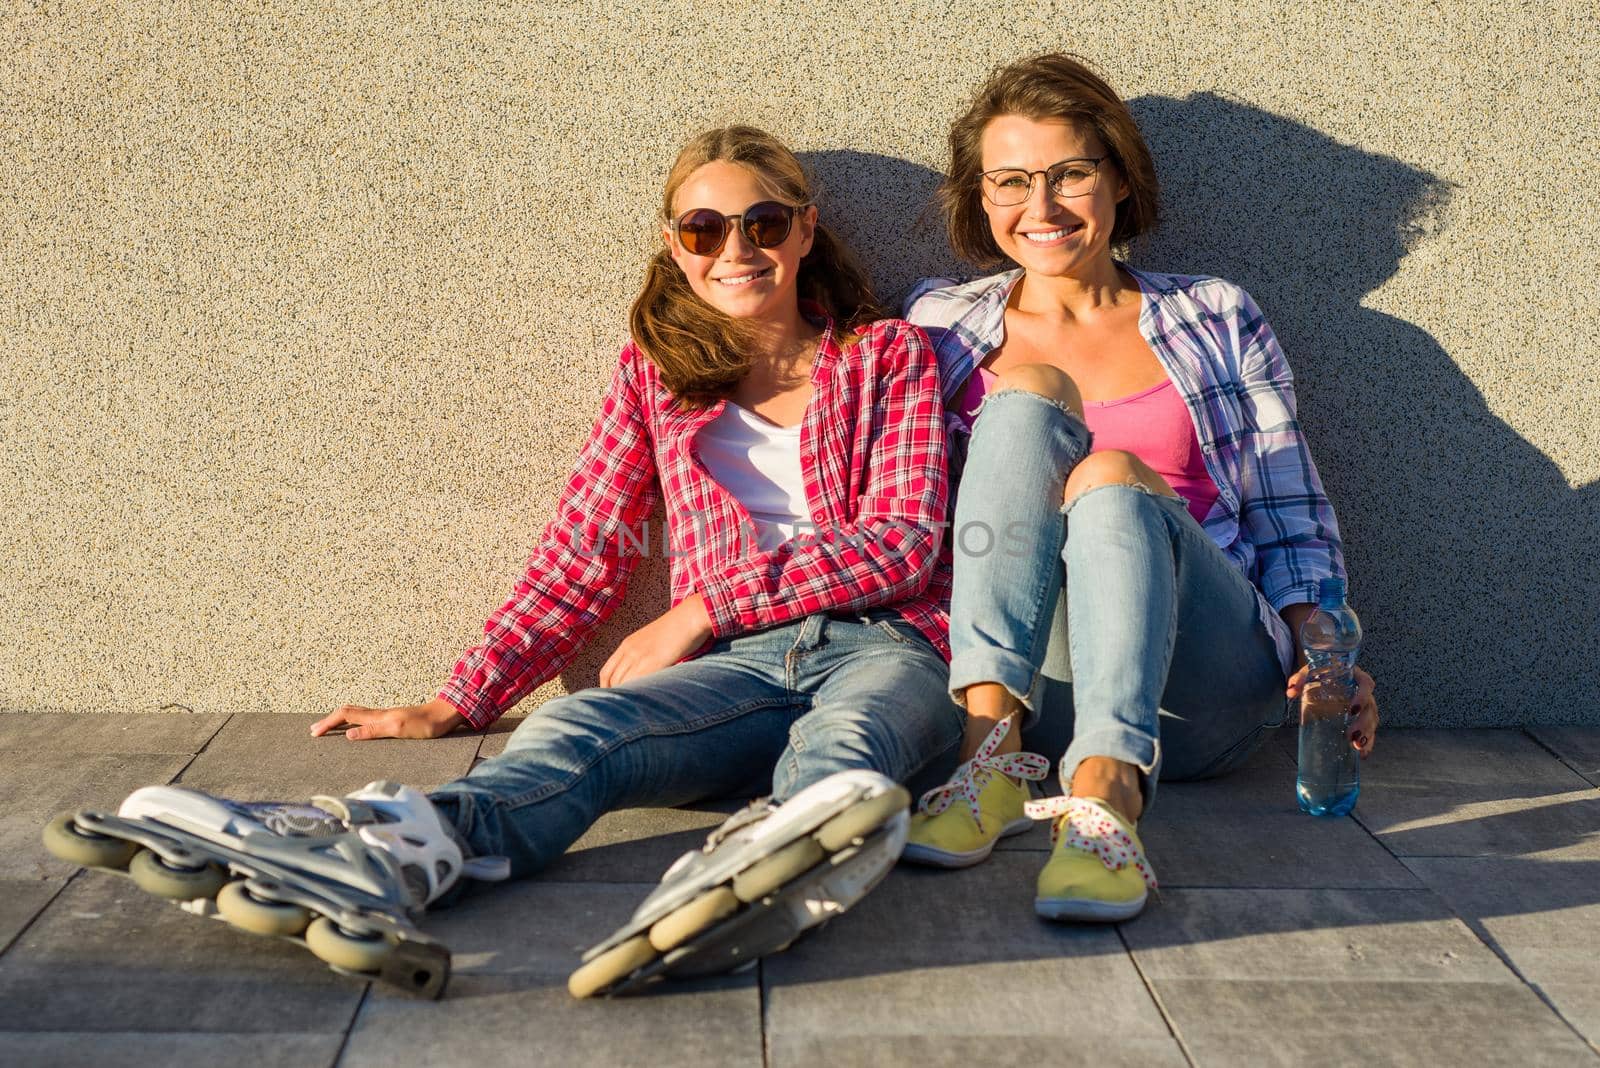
xmin=946 ymin=387 xmax=1289 ymax=812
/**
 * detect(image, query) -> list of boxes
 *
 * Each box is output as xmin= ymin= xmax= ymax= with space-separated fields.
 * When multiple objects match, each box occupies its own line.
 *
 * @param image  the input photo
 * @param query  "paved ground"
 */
xmin=2 ymin=713 xmax=1598 ymax=1066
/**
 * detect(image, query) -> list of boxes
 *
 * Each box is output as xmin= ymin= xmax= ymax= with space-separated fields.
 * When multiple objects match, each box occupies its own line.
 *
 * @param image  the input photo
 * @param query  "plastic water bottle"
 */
xmin=1295 ymin=577 xmax=1363 ymax=817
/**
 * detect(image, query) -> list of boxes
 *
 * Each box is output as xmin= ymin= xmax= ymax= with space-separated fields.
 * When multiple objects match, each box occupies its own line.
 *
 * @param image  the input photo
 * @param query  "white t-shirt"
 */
xmin=694 ymin=402 xmax=810 ymax=552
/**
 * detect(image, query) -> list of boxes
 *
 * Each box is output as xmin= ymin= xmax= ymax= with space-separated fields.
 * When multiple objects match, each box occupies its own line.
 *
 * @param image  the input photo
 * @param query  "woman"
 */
xmin=54 ymin=126 xmax=961 ymax=997
xmin=900 ymin=54 xmax=1380 ymax=922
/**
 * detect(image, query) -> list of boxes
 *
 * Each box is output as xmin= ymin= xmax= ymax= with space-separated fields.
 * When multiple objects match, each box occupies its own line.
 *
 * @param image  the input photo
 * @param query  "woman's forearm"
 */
xmin=1279 ymin=601 xmax=1315 ymax=668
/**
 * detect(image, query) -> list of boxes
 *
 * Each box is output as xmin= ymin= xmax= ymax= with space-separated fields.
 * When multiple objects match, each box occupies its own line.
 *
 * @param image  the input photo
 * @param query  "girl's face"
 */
xmin=978 ymin=115 xmax=1127 ymax=278
xmin=665 ymin=160 xmax=816 ymax=322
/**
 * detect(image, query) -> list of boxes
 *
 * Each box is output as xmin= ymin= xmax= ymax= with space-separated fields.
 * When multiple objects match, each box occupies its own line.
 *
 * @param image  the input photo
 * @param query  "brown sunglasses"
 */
xmin=671 ymin=200 xmax=808 ymax=257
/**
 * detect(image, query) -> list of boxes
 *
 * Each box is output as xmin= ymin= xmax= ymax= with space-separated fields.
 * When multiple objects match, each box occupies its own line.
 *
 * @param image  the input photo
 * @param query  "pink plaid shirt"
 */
xmin=439 ymin=316 xmax=953 ymax=729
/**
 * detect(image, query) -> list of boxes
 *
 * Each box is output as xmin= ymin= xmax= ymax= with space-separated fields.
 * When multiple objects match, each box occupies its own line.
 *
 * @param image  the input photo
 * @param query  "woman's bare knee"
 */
xmin=1064 ymin=449 xmax=1177 ymax=505
xmin=991 ymin=363 xmax=1083 ymax=417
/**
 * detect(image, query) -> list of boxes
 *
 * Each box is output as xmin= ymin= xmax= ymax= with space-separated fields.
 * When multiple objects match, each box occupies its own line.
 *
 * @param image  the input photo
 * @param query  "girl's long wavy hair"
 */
xmin=630 ymin=126 xmax=883 ymax=407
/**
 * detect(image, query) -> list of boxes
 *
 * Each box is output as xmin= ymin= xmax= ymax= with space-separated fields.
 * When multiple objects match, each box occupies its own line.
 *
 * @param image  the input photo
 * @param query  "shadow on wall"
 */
xmin=563 ymin=95 xmax=1598 ymax=726
xmin=1129 ymin=92 xmax=1598 ymax=726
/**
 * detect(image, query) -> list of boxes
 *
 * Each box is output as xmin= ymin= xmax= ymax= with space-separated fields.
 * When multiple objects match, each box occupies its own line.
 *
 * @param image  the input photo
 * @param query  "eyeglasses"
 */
xmin=671 ymin=200 xmax=807 ymax=257
xmin=980 ymin=157 xmax=1107 ymax=206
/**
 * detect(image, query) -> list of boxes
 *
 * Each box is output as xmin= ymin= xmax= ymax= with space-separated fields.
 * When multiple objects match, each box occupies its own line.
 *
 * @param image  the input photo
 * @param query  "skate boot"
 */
xmin=42 ymin=782 xmax=508 ymax=998
xmin=567 ymin=769 xmax=910 ymax=999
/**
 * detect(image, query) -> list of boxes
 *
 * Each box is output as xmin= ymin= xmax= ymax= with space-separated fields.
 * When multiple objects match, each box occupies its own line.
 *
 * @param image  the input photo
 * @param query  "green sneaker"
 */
xmin=902 ymin=717 xmax=1048 ymax=868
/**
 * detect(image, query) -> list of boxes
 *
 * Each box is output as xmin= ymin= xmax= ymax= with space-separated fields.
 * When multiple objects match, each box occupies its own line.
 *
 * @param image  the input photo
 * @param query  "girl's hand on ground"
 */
xmin=600 ymin=594 xmax=714 ymax=689
xmin=312 ymin=697 xmax=465 ymax=741
xmin=1285 ymin=665 xmax=1379 ymax=758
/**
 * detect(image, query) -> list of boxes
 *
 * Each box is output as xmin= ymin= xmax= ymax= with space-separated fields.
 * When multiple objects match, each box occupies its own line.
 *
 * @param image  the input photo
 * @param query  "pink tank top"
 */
xmin=952 ymin=367 xmax=1219 ymax=525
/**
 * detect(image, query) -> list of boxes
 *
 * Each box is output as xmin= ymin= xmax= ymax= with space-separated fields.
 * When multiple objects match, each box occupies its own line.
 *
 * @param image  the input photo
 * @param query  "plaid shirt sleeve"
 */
xmin=697 ymin=322 xmax=949 ymax=635
xmin=438 ymin=345 xmax=661 ymax=728
xmin=1233 ymin=290 xmax=1346 ymax=611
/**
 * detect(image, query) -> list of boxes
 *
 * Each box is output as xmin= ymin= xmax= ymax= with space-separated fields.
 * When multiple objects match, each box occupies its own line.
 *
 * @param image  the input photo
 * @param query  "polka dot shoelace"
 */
xmin=1023 ymin=795 xmax=1159 ymax=892
xmin=915 ymin=716 xmax=1049 ymax=834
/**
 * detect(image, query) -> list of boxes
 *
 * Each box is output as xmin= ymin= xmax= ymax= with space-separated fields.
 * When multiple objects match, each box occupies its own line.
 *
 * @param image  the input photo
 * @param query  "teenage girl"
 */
xmin=81 ymin=126 xmax=961 ymax=995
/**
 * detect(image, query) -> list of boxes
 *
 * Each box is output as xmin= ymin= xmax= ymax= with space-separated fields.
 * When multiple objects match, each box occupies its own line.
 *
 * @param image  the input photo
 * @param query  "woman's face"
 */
xmin=664 ymin=160 xmax=816 ymax=322
xmin=978 ymin=115 xmax=1127 ymax=278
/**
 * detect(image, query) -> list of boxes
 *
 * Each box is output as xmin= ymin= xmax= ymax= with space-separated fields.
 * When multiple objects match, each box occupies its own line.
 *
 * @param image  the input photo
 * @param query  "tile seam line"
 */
xmin=0 ymin=716 xmax=232 ymax=959
xmin=1351 ymin=788 xmax=1576 ymax=1025
xmin=330 ymin=982 xmax=373 ymax=1067
xmin=1117 ymin=922 xmax=1197 ymax=1067
xmin=1522 ymin=726 xmax=1600 ymax=789
xmin=1137 ymin=884 xmax=1430 ymax=891
xmin=168 ymin=710 xmax=234 ymax=785
xmin=1348 ymin=784 xmax=1595 ymax=1044
xmin=759 ymin=958 xmax=771 ymax=1068
xmin=0 ymin=876 xmax=73 ymax=960
xmin=1397 ymin=854 xmax=1600 ymax=1058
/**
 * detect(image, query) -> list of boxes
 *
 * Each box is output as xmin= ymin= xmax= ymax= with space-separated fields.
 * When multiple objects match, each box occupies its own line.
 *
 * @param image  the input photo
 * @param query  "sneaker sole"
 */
xmin=899 ymin=816 xmax=1034 ymax=869
xmin=1034 ymin=893 xmax=1148 ymax=923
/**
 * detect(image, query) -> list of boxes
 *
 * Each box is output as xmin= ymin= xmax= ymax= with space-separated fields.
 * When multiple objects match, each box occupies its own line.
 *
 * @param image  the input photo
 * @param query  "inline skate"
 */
xmin=568 ymin=769 xmax=910 ymax=998
xmin=43 ymin=781 xmax=505 ymax=999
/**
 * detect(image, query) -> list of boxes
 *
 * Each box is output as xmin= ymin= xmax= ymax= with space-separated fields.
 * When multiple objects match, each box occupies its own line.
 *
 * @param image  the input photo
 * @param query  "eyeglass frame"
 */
xmin=978 ymin=156 xmax=1108 ymax=206
xmin=667 ymin=200 xmax=813 ymax=257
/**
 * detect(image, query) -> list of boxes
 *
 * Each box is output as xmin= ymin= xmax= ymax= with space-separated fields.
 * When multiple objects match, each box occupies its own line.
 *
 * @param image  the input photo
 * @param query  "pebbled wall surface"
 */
xmin=3 ymin=1 xmax=1596 ymax=726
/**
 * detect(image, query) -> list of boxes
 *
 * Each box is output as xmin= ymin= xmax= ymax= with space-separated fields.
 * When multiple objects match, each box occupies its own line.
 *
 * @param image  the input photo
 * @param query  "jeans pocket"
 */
xmin=873 ymin=620 xmax=917 ymax=646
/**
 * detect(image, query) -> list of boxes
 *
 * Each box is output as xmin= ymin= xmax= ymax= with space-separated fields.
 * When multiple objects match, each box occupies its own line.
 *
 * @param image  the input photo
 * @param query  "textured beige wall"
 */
xmin=3 ymin=1 xmax=1596 ymax=725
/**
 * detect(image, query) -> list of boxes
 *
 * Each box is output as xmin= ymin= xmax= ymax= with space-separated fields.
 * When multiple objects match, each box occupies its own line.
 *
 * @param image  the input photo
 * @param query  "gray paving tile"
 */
xmin=1151 ymin=979 xmax=1595 ymax=1066
xmin=764 ymin=854 xmax=1180 ymax=1065
xmin=0 ymin=1032 xmax=343 ymax=1067
xmin=342 ymin=976 xmax=762 ymax=1068
xmin=0 ymin=878 xmax=65 ymax=955
xmin=1123 ymin=888 xmax=1514 ymax=983
xmin=769 ymin=1035 xmax=1188 ymax=1068
xmin=0 ymin=875 xmax=363 ymax=1033
xmin=0 ymin=711 xmax=229 ymax=755
xmin=1406 ymin=855 xmax=1600 ymax=1049
xmin=346 ymin=882 xmax=760 ymax=1068
xmin=1528 ymin=727 xmax=1600 ymax=787
xmin=540 ymin=803 xmax=742 ymax=883
xmin=423 ymin=880 xmax=662 ymax=979
xmin=174 ymin=713 xmax=480 ymax=798
xmin=0 ymin=753 xmax=197 ymax=879
xmin=1353 ymin=730 xmax=1600 ymax=858
xmin=1114 ymin=744 xmax=1417 ymax=888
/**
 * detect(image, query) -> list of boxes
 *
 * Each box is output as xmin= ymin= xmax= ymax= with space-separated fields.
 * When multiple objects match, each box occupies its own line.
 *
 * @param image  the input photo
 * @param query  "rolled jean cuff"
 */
xmin=1060 ymin=725 xmax=1163 ymax=813
xmin=948 ymin=645 xmax=1042 ymax=720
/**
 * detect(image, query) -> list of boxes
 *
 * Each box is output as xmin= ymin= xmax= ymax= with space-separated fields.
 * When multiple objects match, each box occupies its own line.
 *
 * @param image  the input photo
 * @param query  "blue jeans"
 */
xmin=948 ymin=388 xmax=1289 ymax=812
xmin=428 ymin=608 xmax=963 ymax=883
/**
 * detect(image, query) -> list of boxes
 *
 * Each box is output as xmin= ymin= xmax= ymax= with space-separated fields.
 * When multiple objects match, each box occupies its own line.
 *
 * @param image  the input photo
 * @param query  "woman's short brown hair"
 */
xmin=939 ymin=53 xmax=1160 ymax=267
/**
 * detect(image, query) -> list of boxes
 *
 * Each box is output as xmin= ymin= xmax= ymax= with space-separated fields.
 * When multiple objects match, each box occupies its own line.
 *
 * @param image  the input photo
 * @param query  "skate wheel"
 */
xmin=42 ymin=813 xmax=138 ymax=870
xmin=305 ymin=917 xmax=394 ymax=974
xmin=567 ymin=934 xmax=656 ymax=999
xmin=732 ymin=837 xmax=824 ymax=903
xmin=217 ymin=881 xmax=312 ymax=936
xmin=649 ymin=886 xmax=739 ymax=952
xmin=128 ymin=849 xmax=229 ymax=900
xmin=814 ymin=786 xmax=910 ymax=852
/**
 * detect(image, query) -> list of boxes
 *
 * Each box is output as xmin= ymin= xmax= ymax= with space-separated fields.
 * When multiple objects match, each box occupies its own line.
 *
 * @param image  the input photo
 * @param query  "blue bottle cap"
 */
xmin=1318 ymin=577 xmax=1347 ymax=606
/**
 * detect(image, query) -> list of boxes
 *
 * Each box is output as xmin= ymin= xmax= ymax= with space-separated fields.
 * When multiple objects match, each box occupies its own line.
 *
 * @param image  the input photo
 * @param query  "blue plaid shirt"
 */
xmin=904 ymin=265 xmax=1346 ymax=674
